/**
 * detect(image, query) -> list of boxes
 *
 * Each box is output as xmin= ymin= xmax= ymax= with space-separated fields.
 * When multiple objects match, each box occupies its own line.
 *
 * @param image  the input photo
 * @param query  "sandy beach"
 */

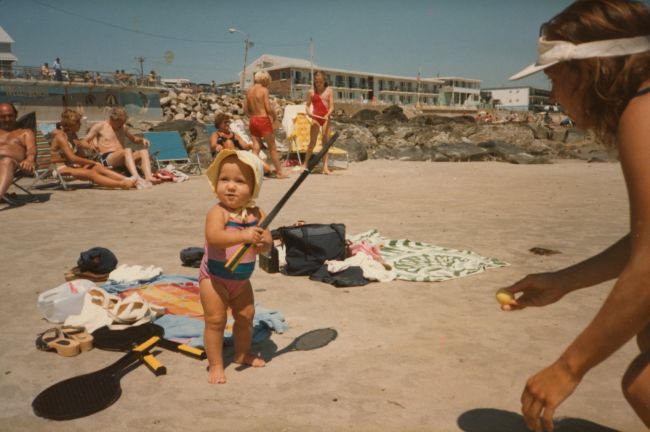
xmin=0 ymin=159 xmax=644 ymax=431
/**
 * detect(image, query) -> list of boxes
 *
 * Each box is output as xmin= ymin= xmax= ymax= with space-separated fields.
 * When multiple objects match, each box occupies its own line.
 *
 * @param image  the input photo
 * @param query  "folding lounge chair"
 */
xmin=286 ymin=112 xmax=348 ymax=170
xmin=1 ymin=170 xmax=38 ymax=206
xmin=143 ymin=131 xmax=201 ymax=175
xmin=30 ymin=129 xmax=77 ymax=190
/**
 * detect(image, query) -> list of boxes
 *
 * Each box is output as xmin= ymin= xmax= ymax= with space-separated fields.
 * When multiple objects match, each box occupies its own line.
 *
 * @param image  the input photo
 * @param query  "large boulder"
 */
xmin=478 ymin=141 xmax=550 ymax=164
xmin=377 ymin=105 xmax=408 ymax=123
xmin=436 ymin=143 xmax=490 ymax=161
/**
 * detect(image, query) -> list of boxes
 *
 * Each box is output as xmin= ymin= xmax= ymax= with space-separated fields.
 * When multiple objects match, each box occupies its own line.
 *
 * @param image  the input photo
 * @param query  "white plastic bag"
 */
xmin=37 ymin=279 xmax=96 ymax=323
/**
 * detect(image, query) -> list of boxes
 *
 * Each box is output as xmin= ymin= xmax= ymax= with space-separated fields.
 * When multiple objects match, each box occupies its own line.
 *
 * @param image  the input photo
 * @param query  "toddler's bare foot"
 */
xmin=207 ymin=364 xmax=227 ymax=384
xmin=234 ymin=353 xmax=266 ymax=367
xmin=322 ymin=168 xmax=332 ymax=175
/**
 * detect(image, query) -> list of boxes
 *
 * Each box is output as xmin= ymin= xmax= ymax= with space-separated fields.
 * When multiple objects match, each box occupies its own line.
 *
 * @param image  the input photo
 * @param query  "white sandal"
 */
xmin=108 ymin=293 xmax=165 ymax=330
xmin=88 ymin=287 xmax=120 ymax=309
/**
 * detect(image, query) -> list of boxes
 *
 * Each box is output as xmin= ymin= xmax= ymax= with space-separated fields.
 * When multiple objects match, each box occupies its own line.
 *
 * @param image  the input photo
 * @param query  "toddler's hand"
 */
xmin=241 ymin=227 xmax=264 ymax=244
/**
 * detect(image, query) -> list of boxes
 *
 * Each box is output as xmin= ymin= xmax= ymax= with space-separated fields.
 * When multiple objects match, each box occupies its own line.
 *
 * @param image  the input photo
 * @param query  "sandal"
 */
xmin=60 ymin=325 xmax=94 ymax=351
xmin=64 ymin=266 xmax=110 ymax=283
xmin=108 ymin=293 xmax=165 ymax=330
xmin=35 ymin=327 xmax=80 ymax=357
xmin=88 ymin=287 xmax=120 ymax=309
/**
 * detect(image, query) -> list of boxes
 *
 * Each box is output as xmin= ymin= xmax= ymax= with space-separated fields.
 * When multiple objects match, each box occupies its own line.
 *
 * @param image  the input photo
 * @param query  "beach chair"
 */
xmin=286 ymin=112 xmax=349 ymax=170
xmin=30 ymin=129 xmax=76 ymax=191
xmin=1 ymin=170 xmax=38 ymax=206
xmin=143 ymin=131 xmax=201 ymax=175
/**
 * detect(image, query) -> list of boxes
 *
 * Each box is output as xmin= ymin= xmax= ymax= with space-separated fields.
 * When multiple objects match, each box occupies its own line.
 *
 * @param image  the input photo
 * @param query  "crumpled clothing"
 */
xmin=108 ymin=264 xmax=163 ymax=284
xmin=326 ymin=253 xmax=397 ymax=282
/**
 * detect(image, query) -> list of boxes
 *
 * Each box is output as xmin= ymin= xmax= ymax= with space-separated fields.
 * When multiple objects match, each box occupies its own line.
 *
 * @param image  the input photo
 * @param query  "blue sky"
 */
xmin=2 ymin=0 xmax=581 ymax=89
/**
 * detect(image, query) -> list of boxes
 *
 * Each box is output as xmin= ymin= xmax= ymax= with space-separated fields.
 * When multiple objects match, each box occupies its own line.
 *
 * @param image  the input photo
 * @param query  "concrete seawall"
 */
xmin=0 ymin=78 xmax=163 ymax=123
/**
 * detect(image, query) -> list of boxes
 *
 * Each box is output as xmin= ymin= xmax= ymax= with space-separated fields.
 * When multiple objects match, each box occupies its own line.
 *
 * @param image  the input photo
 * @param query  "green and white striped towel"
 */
xmin=348 ymin=230 xmax=508 ymax=282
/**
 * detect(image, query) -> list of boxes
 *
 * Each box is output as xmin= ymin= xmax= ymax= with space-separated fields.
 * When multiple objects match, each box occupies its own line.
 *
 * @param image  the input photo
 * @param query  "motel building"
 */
xmin=481 ymin=86 xmax=552 ymax=111
xmin=239 ymin=54 xmax=481 ymax=108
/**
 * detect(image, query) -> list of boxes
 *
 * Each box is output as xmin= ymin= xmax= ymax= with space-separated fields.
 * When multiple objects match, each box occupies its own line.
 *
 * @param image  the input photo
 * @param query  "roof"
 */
xmin=0 ymin=52 xmax=18 ymax=62
xmin=433 ymin=76 xmax=482 ymax=83
xmin=246 ymin=54 xmax=447 ymax=84
xmin=0 ymin=26 xmax=15 ymax=44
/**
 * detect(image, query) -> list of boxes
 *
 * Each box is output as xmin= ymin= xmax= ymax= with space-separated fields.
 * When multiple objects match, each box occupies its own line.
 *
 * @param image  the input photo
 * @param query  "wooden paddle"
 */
xmin=92 ymin=323 xmax=206 ymax=360
xmin=224 ymin=132 xmax=340 ymax=272
xmin=32 ymin=336 xmax=160 ymax=420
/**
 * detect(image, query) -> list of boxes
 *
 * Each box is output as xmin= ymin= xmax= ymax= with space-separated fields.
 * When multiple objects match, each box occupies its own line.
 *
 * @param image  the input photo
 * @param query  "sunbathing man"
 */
xmin=0 ymin=103 xmax=36 ymax=202
xmin=83 ymin=107 xmax=160 ymax=186
xmin=244 ymin=71 xmax=286 ymax=178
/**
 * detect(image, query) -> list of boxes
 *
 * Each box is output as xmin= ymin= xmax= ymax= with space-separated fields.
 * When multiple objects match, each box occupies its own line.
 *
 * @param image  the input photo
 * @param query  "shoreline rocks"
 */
xmin=152 ymin=89 xmax=614 ymax=168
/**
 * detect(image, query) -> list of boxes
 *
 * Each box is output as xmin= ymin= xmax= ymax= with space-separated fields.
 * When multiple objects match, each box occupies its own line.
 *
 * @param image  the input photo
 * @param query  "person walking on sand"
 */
xmin=499 ymin=1 xmax=650 ymax=430
xmin=83 ymin=107 xmax=160 ymax=187
xmin=0 ymin=103 xmax=35 ymax=202
xmin=244 ymin=70 xmax=286 ymax=178
xmin=302 ymin=70 xmax=334 ymax=175
xmin=200 ymin=149 xmax=271 ymax=383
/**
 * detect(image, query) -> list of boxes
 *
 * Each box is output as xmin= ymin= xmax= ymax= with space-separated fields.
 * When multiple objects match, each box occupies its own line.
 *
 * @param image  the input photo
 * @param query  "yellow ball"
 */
xmin=496 ymin=289 xmax=514 ymax=305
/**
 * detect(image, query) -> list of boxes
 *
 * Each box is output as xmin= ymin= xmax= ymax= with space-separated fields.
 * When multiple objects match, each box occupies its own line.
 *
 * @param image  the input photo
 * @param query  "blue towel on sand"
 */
xmin=155 ymin=307 xmax=288 ymax=347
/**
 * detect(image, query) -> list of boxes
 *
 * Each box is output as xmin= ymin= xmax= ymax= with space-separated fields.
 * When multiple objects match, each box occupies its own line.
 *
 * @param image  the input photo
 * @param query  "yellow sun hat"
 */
xmin=205 ymin=149 xmax=264 ymax=208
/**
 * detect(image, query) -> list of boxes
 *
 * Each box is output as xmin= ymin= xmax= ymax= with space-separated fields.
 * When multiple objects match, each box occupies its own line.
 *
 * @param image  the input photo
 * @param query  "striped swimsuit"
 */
xmin=199 ymin=213 xmax=258 ymax=296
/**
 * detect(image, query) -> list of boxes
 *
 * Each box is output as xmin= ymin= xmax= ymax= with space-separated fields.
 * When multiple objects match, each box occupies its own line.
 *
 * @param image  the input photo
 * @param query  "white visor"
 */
xmin=509 ymin=35 xmax=650 ymax=80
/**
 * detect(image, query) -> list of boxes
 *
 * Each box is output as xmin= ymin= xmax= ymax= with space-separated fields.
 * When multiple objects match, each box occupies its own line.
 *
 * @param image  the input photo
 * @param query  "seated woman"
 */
xmin=50 ymin=109 xmax=137 ymax=189
xmin=209 ymin=113 xmax=252 ymax=158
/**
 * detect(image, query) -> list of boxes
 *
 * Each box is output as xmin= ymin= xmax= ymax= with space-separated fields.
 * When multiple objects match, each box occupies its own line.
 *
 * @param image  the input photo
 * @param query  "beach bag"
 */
xmin=180 ymin=247 xmax=204 ymax=268
xmin=279 ymin=223 xmax=346 ymax=276
xmin=37 ymin=279 xmax=96 ymax=323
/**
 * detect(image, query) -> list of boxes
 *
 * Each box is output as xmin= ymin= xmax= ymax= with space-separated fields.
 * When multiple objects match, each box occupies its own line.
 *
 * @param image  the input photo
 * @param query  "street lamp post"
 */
xmin=228 ymin=27 xmax=253 ymax=95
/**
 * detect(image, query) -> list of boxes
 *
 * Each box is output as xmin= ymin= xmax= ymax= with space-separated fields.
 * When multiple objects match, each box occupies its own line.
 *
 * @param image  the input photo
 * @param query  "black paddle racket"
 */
xmin=32 ymin=336 xmax=159 ymax=421
xmin=274 ymin=328 xmax=338 ymax=357
xmin=225 ymin=132 xmax=340 ymax=272
xmin=92 ymin=323 xmax=206 ymax=360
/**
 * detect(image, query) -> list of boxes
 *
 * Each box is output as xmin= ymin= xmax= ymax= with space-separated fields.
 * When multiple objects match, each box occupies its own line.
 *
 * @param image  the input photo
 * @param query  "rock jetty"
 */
xmin=147 ymin=88 xmax=614 ymax=168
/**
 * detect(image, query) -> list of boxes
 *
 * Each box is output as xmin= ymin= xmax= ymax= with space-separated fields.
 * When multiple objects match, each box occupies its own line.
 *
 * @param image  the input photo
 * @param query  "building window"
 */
xmin=280 ymin=71 xmax=287 ymax=80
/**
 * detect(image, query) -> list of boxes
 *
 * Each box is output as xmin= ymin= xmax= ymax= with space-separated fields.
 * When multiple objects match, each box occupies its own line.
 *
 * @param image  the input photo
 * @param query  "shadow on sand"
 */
xmin=457 ymin=408 xmax=618 ymax=432
xmin=227 ymin=328 xmax=338 ymax=371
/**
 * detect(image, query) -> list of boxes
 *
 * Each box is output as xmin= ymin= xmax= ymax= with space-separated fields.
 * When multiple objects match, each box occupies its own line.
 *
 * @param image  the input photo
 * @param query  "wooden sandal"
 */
xmin=60 ymin=325 xmax=94 ymax=351
xmin=35 ymin=327 xmax=81 ymax=357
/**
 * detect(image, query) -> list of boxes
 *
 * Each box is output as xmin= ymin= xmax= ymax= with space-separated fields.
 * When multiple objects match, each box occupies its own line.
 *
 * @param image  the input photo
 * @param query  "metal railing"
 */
xmin=0 ymin=64 xmax=165 ymax=88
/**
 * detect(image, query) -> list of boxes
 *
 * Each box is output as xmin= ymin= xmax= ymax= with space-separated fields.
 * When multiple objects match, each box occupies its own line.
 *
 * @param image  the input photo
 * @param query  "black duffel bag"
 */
xmin=279 ymin=223 xmax=346 ymax=276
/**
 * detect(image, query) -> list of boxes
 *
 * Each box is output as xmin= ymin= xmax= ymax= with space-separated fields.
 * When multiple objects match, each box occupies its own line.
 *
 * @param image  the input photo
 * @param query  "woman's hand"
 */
xmin=521 ymin=359 xmax=581 ymax=432
xmin=499 ymin=272 xmax=568 ymax=311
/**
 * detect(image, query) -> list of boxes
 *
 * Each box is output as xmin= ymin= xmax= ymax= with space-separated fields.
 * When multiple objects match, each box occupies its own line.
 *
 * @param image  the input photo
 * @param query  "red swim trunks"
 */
xmin=249 ymin=116 xmax=273 ymax=138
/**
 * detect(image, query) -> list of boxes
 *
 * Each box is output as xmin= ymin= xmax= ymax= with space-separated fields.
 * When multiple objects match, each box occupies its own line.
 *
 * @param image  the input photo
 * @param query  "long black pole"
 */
xmin=225 ymin=131 xmax=340 ymax=272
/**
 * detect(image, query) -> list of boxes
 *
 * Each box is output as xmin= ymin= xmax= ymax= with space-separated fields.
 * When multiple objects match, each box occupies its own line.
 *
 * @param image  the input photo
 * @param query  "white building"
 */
xmin=435 ymin=76 xmax=482 ymax=107
xmin=238 ymin=54 xmax=481 ymax=107
xmin=0 ymin=26 xmax=18 ymax=77
xmin=481 ymin=86 xmax=551 ymax=111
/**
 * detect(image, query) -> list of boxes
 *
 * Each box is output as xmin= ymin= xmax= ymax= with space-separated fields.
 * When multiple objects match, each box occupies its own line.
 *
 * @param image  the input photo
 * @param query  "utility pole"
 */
xmin=309 ymin=37 xmax=314 ymax=86
xmin=135 ymin=56 xmax=145 ymax=85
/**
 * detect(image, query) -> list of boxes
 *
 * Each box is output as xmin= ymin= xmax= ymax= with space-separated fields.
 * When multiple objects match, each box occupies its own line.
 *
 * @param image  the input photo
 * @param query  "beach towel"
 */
xmin=154 ymin=307 xmax=288 ymax=347
xmin=102 ymin=274 xmax=288 ymax=347
xmin=347 ymin=230 xmax=508 ymax=282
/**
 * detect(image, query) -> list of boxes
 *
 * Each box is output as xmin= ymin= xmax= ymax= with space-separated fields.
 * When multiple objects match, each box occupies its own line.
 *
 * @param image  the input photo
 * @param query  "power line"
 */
xmin=31 ymin=0 xmax=238 ymax=44
xmin=31 ymin=0 xmax=312 ymax=48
